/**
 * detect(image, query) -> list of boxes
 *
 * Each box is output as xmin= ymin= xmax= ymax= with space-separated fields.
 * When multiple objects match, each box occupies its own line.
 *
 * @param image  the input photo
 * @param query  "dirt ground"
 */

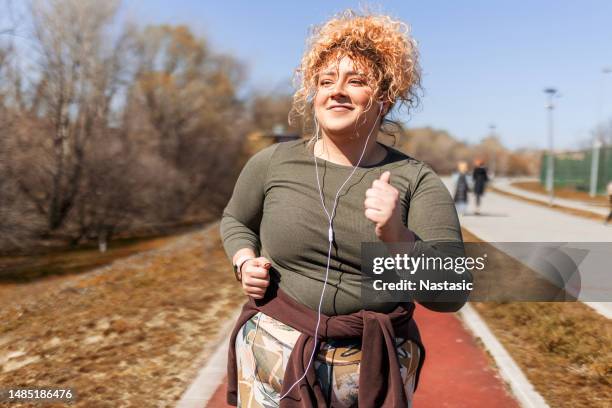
xmin=0 ymin=222 xmax=245 ymax=408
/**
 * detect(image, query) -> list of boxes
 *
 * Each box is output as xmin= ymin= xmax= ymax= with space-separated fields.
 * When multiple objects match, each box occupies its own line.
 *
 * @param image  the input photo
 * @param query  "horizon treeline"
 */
xmin=0 ymin=0 xmax=537 ymax=254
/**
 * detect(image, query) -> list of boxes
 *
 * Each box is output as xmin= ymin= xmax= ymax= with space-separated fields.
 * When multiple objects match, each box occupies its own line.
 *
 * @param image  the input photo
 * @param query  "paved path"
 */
xmin=443 ymin=177 xmax=612 ymax=317
xmin=193 ymin=177 xmax=612 ymax=408
xmin=442 ymin=178 xmax=612 ymax=242
xmin=203 ymin=305 xmax=520 ymax=408
xmin=411 ymin=305 xmax=519 ymax=408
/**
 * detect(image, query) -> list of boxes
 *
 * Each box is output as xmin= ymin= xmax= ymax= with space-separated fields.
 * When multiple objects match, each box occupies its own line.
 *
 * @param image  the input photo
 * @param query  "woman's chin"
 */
xmin=322 ymin=121 xmax=357 ymax=136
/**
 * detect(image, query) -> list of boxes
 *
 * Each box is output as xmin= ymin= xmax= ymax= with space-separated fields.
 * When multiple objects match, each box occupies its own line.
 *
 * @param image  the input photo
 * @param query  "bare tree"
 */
xmin=0 ymin=38 xmax=44 ymax=251
xmin=0 ymin=2 xmax=256 ymax=253
xmin=399 ymin=127 xmax=469 ymax=174
xmin=5 ymin=0 xmax=132 ymax=235
xmin=1 ymin=2 xmax=50 ymax=251
xmin=131 ymin=24 xmax=246 ymax=220
xmin=69 ymin=129 xmax=144 ymax=249
xmin=249 ymin=92 xmax=299 ymax=135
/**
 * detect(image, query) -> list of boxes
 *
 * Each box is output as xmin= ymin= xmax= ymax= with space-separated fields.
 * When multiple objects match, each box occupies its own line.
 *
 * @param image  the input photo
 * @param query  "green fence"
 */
xmin=540 ymin=146 xmax=612 ymax=194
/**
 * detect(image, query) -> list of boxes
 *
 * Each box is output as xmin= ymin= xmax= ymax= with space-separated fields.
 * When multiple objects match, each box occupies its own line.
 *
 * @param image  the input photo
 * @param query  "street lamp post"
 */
xmin=600 ymin=67 xmax=612 ymax=124
xmin=489 ymin=124 xmax=497 ymax=178
xmin=589 ymin=138 xmax=602 ymax=197
xmin=544 ymin=88 xmax=558 ymax=206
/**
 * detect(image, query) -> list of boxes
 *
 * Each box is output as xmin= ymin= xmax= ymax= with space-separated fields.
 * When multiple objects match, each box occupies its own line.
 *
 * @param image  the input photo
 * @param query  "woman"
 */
xmin=452 ymin=161 xmax=471 ymax=216
xmin=221 ymin=10 xmax=468 ymax=407
xmin=472 ymin=159 xmax=489 ymax=215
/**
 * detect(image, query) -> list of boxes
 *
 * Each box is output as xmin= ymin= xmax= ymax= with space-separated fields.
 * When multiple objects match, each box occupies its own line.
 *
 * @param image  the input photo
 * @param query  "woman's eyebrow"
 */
xmin=320 ymin=70 xmax=363 ymax=76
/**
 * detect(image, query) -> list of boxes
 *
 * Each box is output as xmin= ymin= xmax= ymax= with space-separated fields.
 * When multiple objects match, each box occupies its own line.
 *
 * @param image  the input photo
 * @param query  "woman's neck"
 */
xmin=314 ymin=135 xmax=387 ymax=167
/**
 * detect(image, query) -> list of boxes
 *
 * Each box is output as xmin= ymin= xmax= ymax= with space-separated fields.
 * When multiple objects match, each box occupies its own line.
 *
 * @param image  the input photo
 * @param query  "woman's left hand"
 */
xmin=364 ymin=171 xmax=409 ymax=242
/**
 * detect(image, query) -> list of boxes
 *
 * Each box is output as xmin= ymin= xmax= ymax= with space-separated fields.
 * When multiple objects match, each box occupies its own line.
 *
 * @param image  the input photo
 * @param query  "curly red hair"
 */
xmin=290 ymin=9 xmax=422 ymax=133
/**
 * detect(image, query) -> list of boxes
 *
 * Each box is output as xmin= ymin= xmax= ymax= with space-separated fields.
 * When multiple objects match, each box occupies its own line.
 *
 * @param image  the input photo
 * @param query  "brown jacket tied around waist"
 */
xmin=226 ymin=286 xmax=426 ymax=407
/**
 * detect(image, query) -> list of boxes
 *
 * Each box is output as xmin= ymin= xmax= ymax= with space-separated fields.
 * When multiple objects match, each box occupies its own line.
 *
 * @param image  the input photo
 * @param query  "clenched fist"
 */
xmin=364 ymin=171 xmax=409 ymax=242
xmin=241 ymin=257 xmax=271 ymax=299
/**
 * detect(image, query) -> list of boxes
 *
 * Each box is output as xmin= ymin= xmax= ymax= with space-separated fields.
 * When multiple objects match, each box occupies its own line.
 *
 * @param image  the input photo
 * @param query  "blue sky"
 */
xmin=9 ymin=1 xmax=612 ymax=150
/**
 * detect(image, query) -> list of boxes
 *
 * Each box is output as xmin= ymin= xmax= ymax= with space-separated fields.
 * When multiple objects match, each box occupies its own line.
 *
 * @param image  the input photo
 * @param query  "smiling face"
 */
xmin=313 ymin=55 xmax=384 ymax=139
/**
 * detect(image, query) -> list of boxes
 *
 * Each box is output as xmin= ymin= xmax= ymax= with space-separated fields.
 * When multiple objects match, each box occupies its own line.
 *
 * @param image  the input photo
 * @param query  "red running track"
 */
xmin=206 ymin=305 xmax=519 ymax=407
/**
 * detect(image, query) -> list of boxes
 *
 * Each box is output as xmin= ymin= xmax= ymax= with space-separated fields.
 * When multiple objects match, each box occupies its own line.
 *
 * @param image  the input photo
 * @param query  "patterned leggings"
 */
xmin=235 ymin=311 xmax=420 ymax=408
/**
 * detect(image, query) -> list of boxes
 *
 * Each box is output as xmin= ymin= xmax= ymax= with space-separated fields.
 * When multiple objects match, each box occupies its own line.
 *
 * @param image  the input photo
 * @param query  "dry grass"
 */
xmin=1 ymin=221 xmax=609 ymax=407
xmin=473 ymin=302 xmax=611 ymax=408
xmin=0 ymin=236 xmax=183 ymax=312
xmin=512 ymin=181 xmax=608 ymax=207
xmin=489 ymin=186 xmax=607 ymax=222
xmin=462 ymin=228 xmax=612 ymax=408
xmin=0 ymin=223 xmax=245 ymax=408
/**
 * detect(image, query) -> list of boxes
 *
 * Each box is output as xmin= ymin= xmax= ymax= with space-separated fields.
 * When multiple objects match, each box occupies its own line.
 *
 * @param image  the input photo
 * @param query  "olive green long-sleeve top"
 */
xmin=220 ymin=138 xmax=464 ymax=315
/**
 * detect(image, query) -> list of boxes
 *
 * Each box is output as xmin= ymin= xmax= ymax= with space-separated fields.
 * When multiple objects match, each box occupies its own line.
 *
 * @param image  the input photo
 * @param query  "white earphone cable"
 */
xmin=250 ymin=103 xmax=384 ymax=405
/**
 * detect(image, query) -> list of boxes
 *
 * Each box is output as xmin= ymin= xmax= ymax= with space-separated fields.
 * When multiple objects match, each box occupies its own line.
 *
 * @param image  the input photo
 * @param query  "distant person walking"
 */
xmin=606 ymin=181 xmax=612 ymax=224
xmin=452 ymin=161 xmax=471 ymax=216
xmin=472 ymin=159 xmax=489 ymax=215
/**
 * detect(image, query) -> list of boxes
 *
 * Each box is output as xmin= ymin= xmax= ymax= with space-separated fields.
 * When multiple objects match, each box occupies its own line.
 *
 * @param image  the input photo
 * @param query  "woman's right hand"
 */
xmin=241 ymin=257 xmax=271 ymax=299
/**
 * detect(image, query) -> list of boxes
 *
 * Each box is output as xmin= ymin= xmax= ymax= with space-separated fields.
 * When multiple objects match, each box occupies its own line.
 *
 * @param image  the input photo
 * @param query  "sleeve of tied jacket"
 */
xmin=220 ymin=143 xmax=279 ymax=261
